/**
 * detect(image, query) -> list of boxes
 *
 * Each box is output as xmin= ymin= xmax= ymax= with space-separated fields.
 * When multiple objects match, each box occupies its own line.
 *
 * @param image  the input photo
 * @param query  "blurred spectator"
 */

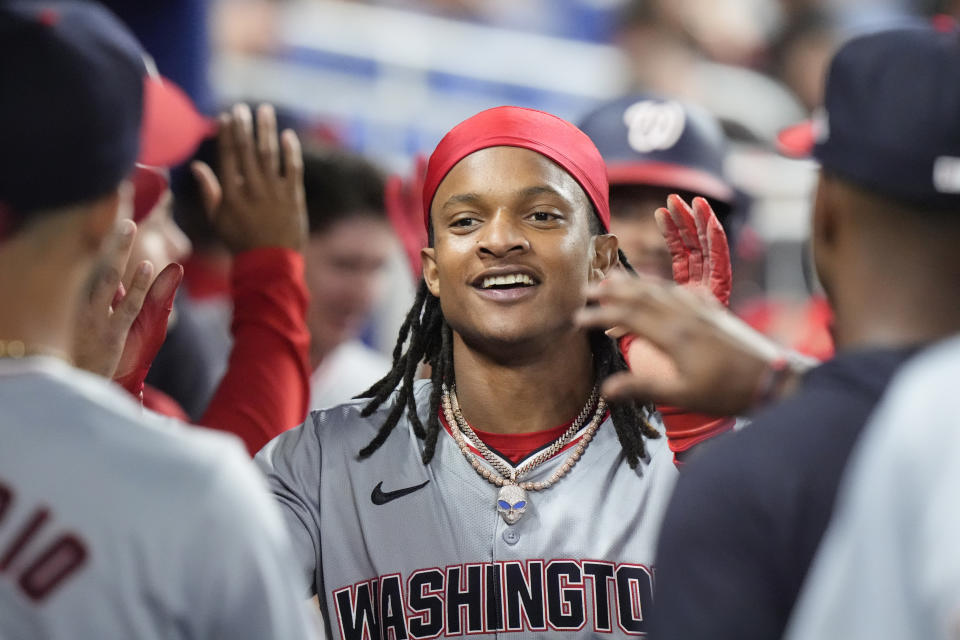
xmin=614 ymin=1 xmax=700 ymax=99
xmin=615 ymin=0 xmax=776 ymax=69
xmin=768 ymin=8 xmax=838 ymax=111
xmin=212 ymin=0 xmax=282 ymax=55
xmin=300 ymin=148 xmax=395 ymax=409
xmin=614 ymin=0 xmax=806 ymax=144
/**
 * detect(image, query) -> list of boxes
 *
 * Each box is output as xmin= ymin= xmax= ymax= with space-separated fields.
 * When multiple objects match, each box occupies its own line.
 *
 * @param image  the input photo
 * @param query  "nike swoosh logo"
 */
xmin=371 ymin=480 xmax=431 ymax=505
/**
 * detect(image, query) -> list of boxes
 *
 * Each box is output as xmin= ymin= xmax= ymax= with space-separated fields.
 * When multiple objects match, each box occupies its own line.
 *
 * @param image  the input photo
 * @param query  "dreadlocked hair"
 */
xmin=356 ymin=245 xmax=661 ymax=468
xmin=587 ymin=310 xmax=661 ymax=469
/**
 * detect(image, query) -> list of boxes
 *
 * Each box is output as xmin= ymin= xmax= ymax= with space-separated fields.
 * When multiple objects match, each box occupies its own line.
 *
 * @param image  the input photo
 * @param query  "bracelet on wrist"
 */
xmin=751 ymin=352 xmax=815 ymax=408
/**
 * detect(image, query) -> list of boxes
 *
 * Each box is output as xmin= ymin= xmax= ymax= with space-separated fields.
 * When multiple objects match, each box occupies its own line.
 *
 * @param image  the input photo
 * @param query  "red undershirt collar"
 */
xmin=439 ymin=410 xmax=578 ymax=465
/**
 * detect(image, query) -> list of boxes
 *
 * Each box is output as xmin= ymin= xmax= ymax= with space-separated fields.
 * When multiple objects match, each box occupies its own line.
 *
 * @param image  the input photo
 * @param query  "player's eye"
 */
xmin=451 ymin=216 xmax=479 ymax=228
xmin=529 ymin=211 xmax=560 ymax=222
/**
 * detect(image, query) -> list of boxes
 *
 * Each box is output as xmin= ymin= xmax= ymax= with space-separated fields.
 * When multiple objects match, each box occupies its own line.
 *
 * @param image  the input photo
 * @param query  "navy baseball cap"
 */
xmin=0 ymin=1 xmax=214 ymax=224
xmin=578 ymin=94 xmax=736 ymax=207
xmin=778 ymin=24 xmax=960 ymax=208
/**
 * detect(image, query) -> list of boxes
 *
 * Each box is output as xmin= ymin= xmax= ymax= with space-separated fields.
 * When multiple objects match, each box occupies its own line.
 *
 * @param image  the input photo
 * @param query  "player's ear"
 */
xmin=81 ymin=183 xmax=126 ymax=252
xmin=590 ymin=233 xmax=619 ymax=283
xmin=422 ymin=246 xmax=440 ymax=297
xmin=811 ymin=173 xmax=838 ymax=280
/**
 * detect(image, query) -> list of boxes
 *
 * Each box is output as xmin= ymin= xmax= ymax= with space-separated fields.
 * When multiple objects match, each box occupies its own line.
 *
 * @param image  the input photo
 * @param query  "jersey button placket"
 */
xmin=502 ymin=528 xmax=520 ymax=545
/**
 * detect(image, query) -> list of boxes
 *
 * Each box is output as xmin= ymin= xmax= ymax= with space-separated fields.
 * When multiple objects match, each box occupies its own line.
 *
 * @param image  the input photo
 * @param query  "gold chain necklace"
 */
xmin=441 ymin=383 xmax=606 ymax=525
xmin=0 ymin=339 xmax=72 ymax=364
xmin=450 ymin=384 xmax=599 ymax=480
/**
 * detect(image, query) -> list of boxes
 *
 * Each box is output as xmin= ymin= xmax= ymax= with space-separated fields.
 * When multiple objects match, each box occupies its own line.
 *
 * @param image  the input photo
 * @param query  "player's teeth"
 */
xmin=481 ymin=274 xmax=535 ymax=288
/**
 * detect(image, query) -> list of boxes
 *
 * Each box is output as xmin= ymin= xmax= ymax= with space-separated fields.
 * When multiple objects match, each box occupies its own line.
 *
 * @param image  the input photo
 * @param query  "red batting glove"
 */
xmin=655 ymin=195 xmax=735 ymax=456
xmin=113 ymin=263 xmax=184 ymax=400
xmin=656 ymin=194 xmax=732 ymax=306
xmin=385 ymin=155 xmax=428 ymax=278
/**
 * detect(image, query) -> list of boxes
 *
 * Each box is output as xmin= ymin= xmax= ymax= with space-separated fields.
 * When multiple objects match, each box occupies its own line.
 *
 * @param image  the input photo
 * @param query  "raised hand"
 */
xmin=579 ymin=192 xmax=814 ymax=416
xmin=385 ymin=155 xmax=429 ymax=278
xmin=191 ymin=103 xmax=307 ymax=255
xmin=112 ymin=263 xmax=183 ymax=397
xmin=656 ymin=194 xmax=731 ymax=306
xmin=578 ymin=271 xmax=812 ymax=415
xmin=74 ymin=220 xmax=184 ymax=398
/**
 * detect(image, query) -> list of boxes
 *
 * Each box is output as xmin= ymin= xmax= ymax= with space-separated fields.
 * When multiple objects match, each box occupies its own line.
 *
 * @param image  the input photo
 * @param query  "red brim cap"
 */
xmin=776 ymin=120 xmax=815 ymax=158
xmin=139 ymin=75 xmax=217 ymax=167
xmin=606 ymin=162 xmax=735 ymax=204
xmin=131 ymin=164 xmax=169 ymax=223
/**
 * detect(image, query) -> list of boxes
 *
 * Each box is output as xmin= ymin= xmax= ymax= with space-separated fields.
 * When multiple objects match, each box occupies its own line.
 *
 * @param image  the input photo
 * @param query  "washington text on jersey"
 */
xmin=333 ymin=559 xmax=654 ymax=638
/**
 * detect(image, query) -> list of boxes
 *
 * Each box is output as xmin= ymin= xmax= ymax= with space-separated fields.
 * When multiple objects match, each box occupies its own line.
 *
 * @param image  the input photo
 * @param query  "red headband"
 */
xmin=422 ymin=106 xmax=611 ymax=232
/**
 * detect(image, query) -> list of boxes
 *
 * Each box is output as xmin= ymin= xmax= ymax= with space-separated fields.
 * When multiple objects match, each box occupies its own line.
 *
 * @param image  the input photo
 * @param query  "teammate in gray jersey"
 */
xmin=255 ymin=106 xmax=732 ymax=638
xmin=0 ymin=3 xmax=317 ymax=638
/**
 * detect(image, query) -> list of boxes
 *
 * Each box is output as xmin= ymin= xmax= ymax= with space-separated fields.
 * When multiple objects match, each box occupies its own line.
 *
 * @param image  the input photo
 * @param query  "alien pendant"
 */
xmin=496 ymin=483 xmax=528 ymax=525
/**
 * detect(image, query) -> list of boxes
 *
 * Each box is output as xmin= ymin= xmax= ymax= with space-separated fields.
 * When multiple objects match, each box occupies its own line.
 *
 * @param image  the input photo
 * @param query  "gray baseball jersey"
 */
xmin=0 ymin=357 xmax=318 ymax=639
xmin=256 ymin=379 xmax=678 ymax=639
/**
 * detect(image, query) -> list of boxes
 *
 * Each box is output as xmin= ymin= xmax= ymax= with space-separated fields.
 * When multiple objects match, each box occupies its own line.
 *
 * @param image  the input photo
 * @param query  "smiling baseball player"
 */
xmin=255 ymin=106 xmax=731 ymax=639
